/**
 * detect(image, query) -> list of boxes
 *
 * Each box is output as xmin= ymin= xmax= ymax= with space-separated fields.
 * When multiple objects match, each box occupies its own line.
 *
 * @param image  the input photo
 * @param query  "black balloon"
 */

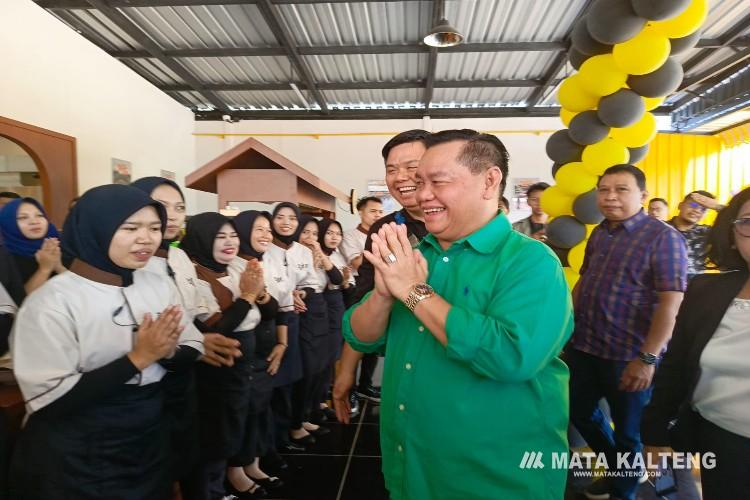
xmin=630 ymin=0 xmax=690 ymax=21
xmin=587 ymin=0 xmax=647 ymax=45
xmin=670 ymin=30 xmax=701 ymax=55
xmin=546 ymin=216 xmax=587 ymax=249
xmin=552 ymin=162 xmax=564 ymax=178
xmin=568 ymin=47 xmax=589 ymax=71
xmin=546 ymin=130 xmax=584 ymax=164
xmin=628 ymin=144 xmax=650 ymax=163
xmin=569 ymin=111 xmax=611 ymax=145
xmin=627 ymin=57 xmax=684 ymax=98
xmin=573 ymin=190 xmax=604 ymax=225
xmin=597 ymin=89 xmax=645 ymax=128
xmin=572 ymin=17 xmax=612 ymax=56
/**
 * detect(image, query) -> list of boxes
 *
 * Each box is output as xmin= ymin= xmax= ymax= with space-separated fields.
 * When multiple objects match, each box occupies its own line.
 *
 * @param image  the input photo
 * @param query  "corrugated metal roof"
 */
xmin=446 ymin=0 xmax=588 ymax=43
xmin=216 ymin=90 xmax=305 ymax=110
xmin=701 ymin=0 xmax=750 ymax=38
xmin=431 ymin=86 xmax=534 ymax=106
xmin=121 ymin=4 xmax=277 ymax=49
xmin=123 ymin=58 xmax=185 ymax=86
xmin=436 ymin=51 xmax=554 ymax=80
xmin=690 ymin=106 xmax=750 ymax=133
xmin=276 ymin=1 xmax=431 ymax=47
xmin=304 ymin=53 xmax=427 ymax=83
xmin=178 ymin=56 xmax=294 ymax=84
xmin=38 ymin=0 xmax=750 ymax=126
xmin=324 ymin=89 xmax=423 ymax=108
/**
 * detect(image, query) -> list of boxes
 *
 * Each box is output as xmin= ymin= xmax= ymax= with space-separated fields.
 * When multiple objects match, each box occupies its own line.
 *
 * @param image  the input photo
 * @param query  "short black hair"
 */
xmin=0 ymin=192 xmax=20 ymax=199
xmin=526 ymin=182 xmax=550 ymax=198
xmin=356 ymin=196 xmax=382 ymax=211
xmin=500 ymin=196 xmax=510 ymax=210
xmin=598 ymin=164 xmax=647 ymax=191
xmin=706 ymin=187 xmax=750 ymax=271
xmin=649 ymin=197 xmax=668 ymax=207
xmin=423 ymin=129 xmax=510 ymax=196
xmin=684 ymin=190 xmax=715 ymax=201
xmin=381 ymin=130 xmax=431 ymax=162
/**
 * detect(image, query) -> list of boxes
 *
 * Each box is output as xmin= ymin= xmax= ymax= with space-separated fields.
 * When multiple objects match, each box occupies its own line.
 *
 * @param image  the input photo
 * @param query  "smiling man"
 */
xmin=334 ymin=130 xmax=431 ymax=412
xmin=342 ymin=129 xmax=573 ymax=499
xmin=569 ymin=164 xmax=687 ymax=500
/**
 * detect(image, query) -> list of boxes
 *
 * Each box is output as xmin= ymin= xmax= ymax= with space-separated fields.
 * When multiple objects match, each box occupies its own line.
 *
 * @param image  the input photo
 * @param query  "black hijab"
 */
xmin=62 ymin=184 xmax=166 ymax=286
xmin=234 ymin=210 xmax=271 ymax=261
xmin=318 ymin=218 xmax=343 ymax=256
xmin=130 ymin=176 xmax=185 ymax=251
xmin=295 ymin=215 xmax=319 ymax=243
xmin=271 ymin=202 xmax=301 ymax=246
xmin=181 ymin=212 xmax=234 ymax=273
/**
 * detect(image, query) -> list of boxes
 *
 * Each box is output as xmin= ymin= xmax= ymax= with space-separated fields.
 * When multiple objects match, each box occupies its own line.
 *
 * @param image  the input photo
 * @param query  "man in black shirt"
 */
xmin=334 ymin=130 xmax=429 ymax=418
xmin=512 ymin=182 xmax=549 ymax=241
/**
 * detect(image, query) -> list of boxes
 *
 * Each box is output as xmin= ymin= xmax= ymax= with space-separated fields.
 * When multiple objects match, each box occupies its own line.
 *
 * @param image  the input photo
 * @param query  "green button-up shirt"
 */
xmin=343 ymin=214 xmax=573 ymax=500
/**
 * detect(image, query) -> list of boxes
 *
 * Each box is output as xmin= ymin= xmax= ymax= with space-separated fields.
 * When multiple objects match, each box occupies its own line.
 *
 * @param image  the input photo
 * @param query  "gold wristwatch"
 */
xmin=404 ymin=283 xmax=435 ymax=312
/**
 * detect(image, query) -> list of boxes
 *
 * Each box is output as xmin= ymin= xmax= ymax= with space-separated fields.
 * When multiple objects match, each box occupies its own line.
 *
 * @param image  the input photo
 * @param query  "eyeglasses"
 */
xmin=733 ymin=218 xmax=750 ymax=237
xmin=688 ymin=202 xmax=707 ymax=212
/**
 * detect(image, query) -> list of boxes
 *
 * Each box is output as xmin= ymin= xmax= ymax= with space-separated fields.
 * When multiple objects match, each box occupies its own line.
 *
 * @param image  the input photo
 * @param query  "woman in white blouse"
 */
xmin=180 ymin=212 xmax=271 ymax=499
xmin=643 ymin=187 xmax=750 ymax=500
xmin=10 ymin=184 xmax=203 ymax=499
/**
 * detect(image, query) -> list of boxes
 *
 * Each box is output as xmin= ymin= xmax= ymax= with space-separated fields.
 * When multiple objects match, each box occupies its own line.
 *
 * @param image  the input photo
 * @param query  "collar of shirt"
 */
xmin=668 ymin=217 xmax=709 ymax=235
xmin=419 ymin=214 xmax=510 ymax=255
xmin=600 ymin=209 xmax=649 ymax=234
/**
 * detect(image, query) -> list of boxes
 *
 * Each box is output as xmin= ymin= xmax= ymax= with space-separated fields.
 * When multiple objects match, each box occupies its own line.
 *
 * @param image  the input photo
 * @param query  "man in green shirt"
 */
xmin=342 ymin=129 xmax=574 ymax=499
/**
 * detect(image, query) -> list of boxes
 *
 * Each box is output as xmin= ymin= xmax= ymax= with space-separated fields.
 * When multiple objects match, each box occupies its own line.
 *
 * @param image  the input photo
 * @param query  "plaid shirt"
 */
xmin=572 ymin=210 xmax=688 ymax=361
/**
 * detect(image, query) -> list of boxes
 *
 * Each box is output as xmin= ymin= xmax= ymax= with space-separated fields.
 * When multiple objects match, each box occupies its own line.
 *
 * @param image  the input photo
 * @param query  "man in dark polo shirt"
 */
xmin=568 ymin=165 xmax=687 ymax=500
xmin=333 ymin=130 xmax=429 ymax=416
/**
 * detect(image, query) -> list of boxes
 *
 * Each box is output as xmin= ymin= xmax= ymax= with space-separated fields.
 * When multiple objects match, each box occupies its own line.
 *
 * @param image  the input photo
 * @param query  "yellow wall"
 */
xmin=638 ymin=132 xmax=750 ymax=222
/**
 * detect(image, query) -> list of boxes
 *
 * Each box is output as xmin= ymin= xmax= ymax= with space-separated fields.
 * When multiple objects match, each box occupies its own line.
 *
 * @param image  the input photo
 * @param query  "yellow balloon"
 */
xmin=579 ymin=54 xmax=628 ymax=97
xmin=541 ymin=186 xmax=575 ymax=218
xmin=651 ymin=0 xmax=709 ymax=39
xmin=560 ymin=108 xmax=579 ymax=127
xmin=582 ymin=138 xmax=630 ymax=176
xmin=613 ymin=28 xmax=671 ymax=75
xmin=563 ymin=267 xmax=580 ymax=290
xmin=558 ymin=75 xmax=600 ymax=112
xmin=643 ymin=96 xmax=664 ymax=111
xmin=555 ymin=162 xmax=599 ymax=196
xmin=568 ymin=240 xmax=587 ymax=273
xmin=609 ymin=112 xmax=657 ymax=148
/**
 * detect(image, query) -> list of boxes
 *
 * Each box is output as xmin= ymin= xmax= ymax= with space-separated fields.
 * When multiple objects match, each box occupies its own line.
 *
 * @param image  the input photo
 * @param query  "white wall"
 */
xmin=0 ymin=0 xmax=198 ymax=208
xmin=194 ymin=116 xmax=565 ymax=227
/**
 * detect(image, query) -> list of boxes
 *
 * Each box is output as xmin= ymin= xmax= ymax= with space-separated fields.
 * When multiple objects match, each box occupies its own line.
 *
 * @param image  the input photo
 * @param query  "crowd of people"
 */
xmin=0 ymin=128 xmax=747 ymax=500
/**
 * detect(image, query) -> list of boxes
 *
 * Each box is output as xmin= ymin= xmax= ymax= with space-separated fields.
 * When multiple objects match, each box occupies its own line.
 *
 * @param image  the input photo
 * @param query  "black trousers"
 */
xmin=697 ymin=413 xmax=750 ymax=500
xmin=357 ymin=352 xmax=378 ymax=390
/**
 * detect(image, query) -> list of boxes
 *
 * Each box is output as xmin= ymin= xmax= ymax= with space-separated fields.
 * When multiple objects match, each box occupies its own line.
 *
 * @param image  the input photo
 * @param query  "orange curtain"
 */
xmin=637 ymin=130 xmax=750 ymax=223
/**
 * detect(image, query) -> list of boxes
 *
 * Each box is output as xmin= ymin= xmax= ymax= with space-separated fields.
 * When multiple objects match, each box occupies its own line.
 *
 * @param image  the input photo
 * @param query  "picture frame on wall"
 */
xmin=511 ymin=177 xmax=540 ymax=211
xmin=112 ymin=158 xmax=132 ymax=185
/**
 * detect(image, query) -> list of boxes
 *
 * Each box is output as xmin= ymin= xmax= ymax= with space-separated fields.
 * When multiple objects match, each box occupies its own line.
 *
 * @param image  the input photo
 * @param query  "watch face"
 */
xmin=414 ymin=283 xmax=433 ymax=296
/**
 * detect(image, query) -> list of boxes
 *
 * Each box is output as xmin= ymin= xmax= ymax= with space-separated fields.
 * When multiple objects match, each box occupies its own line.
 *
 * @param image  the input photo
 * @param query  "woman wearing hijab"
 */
xmin=291 ymin=216 xmax=343 ymax=441
xmin=9 ymin=184 xmax=204 ymax=499
xmin=131 ymin=177 xmax=234 ymax=496
xmin=181 ymin=212 xmax=270 ymax=500
xmin=315 ymin=218 xmax=354 ymax=421
xmin=229 ymin=210 xmax=286 ymax=492
xmin=264 ymin=202 xmax=312 ymax=449
xmin=0 ymin=197 xmax=63 ymax=294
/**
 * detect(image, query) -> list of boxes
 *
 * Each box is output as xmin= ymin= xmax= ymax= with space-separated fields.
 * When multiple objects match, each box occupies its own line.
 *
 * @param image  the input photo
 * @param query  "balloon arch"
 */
xmin=543 ymin=0 xmax=708 ymax=288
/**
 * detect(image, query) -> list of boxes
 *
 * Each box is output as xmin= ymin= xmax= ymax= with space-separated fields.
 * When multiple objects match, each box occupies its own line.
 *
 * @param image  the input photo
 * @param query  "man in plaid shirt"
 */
xmin=568 ymin=165 xmax=688 ymax=500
